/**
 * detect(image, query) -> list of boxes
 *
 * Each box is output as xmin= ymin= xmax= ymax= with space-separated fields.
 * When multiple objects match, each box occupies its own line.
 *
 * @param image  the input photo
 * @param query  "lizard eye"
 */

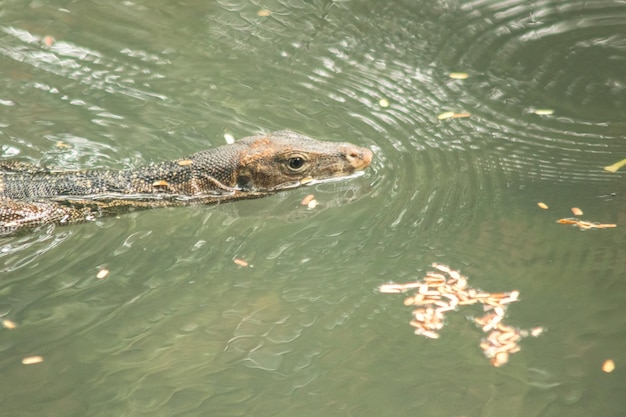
xmin=287 ymin=156 xmax=307 ymax=171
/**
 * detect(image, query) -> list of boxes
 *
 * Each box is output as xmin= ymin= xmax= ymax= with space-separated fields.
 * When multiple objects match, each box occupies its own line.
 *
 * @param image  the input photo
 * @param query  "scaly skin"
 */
xmin=0 ymin=130 xmax=373 ymax=235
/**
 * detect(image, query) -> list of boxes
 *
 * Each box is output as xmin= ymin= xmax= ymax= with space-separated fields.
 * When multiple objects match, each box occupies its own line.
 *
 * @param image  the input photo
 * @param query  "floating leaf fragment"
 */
xmin=604 ymin=158 xmax=626 ymax=173
xmin=537 ymin=202 xmax=549 ymax=209
xmin=449 ymin=72 xmax=469 ymax=79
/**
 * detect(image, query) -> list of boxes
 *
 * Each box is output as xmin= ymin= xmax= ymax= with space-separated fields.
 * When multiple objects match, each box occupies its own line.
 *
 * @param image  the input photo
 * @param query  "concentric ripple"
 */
xmin=439 ymin=0 xmax=626 ymax=120
xmin=197 ymin=0 xmax=626 ymax=253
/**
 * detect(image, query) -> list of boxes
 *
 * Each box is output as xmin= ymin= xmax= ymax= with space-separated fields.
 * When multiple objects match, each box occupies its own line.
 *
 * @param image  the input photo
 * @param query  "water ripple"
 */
xmin=0 ymin=26 xmax=168 ymax=102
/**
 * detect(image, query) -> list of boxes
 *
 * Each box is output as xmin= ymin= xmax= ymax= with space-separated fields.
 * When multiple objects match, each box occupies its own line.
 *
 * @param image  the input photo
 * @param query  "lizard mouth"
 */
xmin=299 ymin=170 xmax=366 ymax=186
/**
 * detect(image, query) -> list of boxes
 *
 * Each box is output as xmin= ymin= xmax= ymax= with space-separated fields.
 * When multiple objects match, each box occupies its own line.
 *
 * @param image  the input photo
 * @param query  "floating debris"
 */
xmin=557 ymin=218 xmax=616 ymax=230
xmin=22 ymin=356 xmax=44 ymax=365
xmin=571 ymin=207 xmax=583 ymax=216
xmin=96 ymin=268 xmax=109 ymax=280
xmin=438 ymin=111 xmax=470 ymax=120
xmin=437 ymin=112 xmax=455 ymax=120
xmin=379 ymin=98 xmax=390 ymax=108
xmin=379 ymin=264 xmax=542 ymax=367
xmin=449 ymin=72 xmax=469 ymax=80
xmin=301 ymin=194 xmax=316 ymax=206
xmin=602 ymin=359 xmax=615 ymax=373
xmin=604 ymin=157 xmax=626 ymax=173
xmin=233 ymin=258 xmax=249 ymax=267
xmin=537 ymin=202 xmax=549 ymax=210
xmin=300 ymin=194 xmax=318 ymax=209
xmin=257 ymin=9 xmax=271 ymax=17
xmin=533 ymin=109 xmax=554 ymax=115
xmin=2 ymin=319 xmax=16 ymax=329
xmin=223 ymin=132 xmax=235 ymax=144
xmin=43 ymin=35 xmax=54 ymax=47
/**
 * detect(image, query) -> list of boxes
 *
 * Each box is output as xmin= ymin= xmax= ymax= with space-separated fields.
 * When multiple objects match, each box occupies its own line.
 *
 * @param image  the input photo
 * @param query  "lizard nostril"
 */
xmin=347 ymin=147 xmax=373 ymax=167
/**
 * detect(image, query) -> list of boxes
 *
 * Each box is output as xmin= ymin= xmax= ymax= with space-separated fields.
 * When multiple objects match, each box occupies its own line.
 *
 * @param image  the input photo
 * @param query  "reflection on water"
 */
xmin=0 ymin=0 xmax=625 ymax=416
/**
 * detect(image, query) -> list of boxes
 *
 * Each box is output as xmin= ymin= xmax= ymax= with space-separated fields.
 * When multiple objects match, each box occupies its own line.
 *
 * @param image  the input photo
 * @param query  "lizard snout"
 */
xmin=343 ymin=145 xmax=373 ymax=171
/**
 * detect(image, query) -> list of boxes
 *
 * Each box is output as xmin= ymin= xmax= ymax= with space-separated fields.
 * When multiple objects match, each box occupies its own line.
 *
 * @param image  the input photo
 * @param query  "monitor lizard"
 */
xmin=0 ymin=130 xmax=373 ymax=235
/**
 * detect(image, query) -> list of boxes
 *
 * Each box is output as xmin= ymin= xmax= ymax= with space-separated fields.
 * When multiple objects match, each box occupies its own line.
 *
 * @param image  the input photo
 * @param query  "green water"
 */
xmin=1 ymin=0 xmax=625 ymax=416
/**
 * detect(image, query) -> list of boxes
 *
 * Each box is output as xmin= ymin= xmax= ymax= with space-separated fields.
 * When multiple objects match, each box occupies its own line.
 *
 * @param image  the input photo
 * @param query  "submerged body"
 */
xmin=0 ymin=130 xmax=373 ymax=235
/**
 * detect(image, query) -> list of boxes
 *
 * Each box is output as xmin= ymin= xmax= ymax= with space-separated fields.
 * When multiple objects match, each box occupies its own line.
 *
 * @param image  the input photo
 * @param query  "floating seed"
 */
xmin=602 ymin=359 xmax=615 ymax=373
xmin=2 ymin=319 xmax=16 ymax=329
xmin=571 ymin=207 xmax=583 ymax=216
xmin=96 ymin=269 xmax=109 ymax=280
xmin=449 ymin=72 xmax=469 ymax=79
xmin=22 ymin=356 xmax=44 ymax=365
xmin=223 ymin=133 xmax=235 ymax=144
xmin=529 ymin=327 xmax=544 ymax=337
xmin=437 ymin=112 xmax=455 ymax=120
xmin=233 ymin=258 xmax=249 ymax=267
xmin=301 ymin=194 xmax=315 ymax=206
xmin=491 ymin=351 xmax=509 ymax=367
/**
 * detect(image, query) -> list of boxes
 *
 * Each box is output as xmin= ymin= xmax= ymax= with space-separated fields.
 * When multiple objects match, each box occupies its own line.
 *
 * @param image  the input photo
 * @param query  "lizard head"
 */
xmin=234 ymin=130 xmax=373 ymax=192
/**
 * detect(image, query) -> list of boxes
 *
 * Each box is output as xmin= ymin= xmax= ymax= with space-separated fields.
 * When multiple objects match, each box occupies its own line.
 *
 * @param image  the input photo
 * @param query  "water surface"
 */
xmin=1 ymin=0 xmax=625 ymax=416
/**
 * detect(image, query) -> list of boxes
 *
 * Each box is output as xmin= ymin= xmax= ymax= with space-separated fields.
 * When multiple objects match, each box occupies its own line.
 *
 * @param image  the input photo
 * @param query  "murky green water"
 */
xmin=1 ymin=0 xmax=625 ymax=416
